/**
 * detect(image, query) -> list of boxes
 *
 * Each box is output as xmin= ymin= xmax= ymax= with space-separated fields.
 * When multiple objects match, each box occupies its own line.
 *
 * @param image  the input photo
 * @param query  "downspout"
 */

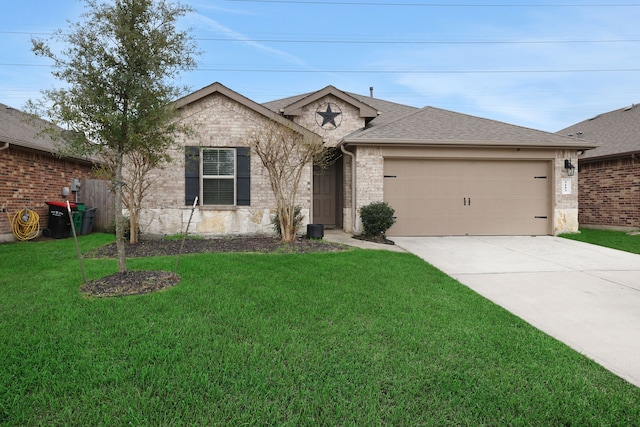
xmin=340 ymin=143 xmax=359 ymax=234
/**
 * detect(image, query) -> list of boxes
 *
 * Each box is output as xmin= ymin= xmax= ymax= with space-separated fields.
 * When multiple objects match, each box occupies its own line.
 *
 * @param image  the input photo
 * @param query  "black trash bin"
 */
xmin=46 ymin=201 xmax=77 ymax=239
xmin=81 ymin=207 xmax=96 ymax=235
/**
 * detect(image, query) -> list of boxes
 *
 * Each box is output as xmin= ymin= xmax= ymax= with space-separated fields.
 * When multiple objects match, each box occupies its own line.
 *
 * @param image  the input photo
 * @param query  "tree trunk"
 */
xmin=279 ymin=206 xmax=294 ymax=243
xmin=129 ymin=211 xmax=139 ymax=244
xmin=129 ymin=180 xmax=140 ymax=244
xmin=114 ymin=152 xmax=127 ymax=272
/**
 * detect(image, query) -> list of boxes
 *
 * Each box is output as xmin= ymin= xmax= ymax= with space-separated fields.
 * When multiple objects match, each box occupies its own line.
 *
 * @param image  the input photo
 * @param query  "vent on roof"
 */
xmin=624 ymin=103 xmax=636 ymax=111
xmin=587 ymin=114 xmax=601 ymax=121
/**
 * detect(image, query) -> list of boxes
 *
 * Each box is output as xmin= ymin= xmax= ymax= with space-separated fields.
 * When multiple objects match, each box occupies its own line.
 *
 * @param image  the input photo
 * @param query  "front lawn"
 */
xmin=560 ymin=227 xmax=640 ymax=254
xmin=1 ymin=234 xmax=639 ymax=425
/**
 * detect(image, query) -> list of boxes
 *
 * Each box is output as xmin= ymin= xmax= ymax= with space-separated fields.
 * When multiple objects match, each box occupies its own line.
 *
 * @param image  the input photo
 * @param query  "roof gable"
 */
xmin=557 ymin=103 xmax=640 ymax=159
xmin=173 ymin=82 xmax=320 ymax=140
xmin=277 ymin=85 xmax=378 ymax=119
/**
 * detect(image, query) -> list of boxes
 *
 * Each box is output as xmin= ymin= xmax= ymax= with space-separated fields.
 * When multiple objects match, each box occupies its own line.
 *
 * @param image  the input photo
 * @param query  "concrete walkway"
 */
xmin=392 ymin=236 xmax=640 ymax=388
xmin=323 ymin=229 xmax=406 ymax=252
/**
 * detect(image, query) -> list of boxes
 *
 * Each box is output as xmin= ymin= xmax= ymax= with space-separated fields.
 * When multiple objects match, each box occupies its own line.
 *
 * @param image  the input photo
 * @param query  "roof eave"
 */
xmin=3 ymin=138 xmax=99 ymax=165
xmin=580 ymin=149 xmax=640 ymax=163
xmin=340 ymin=138 xmax=600 ymax=150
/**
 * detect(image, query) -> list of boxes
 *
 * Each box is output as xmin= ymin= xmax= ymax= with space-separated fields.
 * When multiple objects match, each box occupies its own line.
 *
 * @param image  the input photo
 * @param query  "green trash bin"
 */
xmin=69 ymin=203 xmax=85 ymax=236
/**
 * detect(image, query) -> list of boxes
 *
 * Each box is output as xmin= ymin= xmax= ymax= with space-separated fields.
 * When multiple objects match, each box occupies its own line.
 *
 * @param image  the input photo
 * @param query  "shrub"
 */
xmin=360 ymin=201 xmax=396 ymax=239
xmin=271 ymin=206 xmax=304 ymax=238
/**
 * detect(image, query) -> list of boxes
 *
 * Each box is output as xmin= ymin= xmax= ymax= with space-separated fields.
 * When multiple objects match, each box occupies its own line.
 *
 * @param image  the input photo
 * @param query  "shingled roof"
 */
xmin=343 ymin=104 xmax=597 ymax=149
xmin=0 ymin=103 xmax=96 ymax=163
xmin=557 ymin=103 xmax=640 ymax=160
xmin=0 ymin=103 xmax=58 ymax=152
xmin=264 ymin=87 xmax=597 ymax=150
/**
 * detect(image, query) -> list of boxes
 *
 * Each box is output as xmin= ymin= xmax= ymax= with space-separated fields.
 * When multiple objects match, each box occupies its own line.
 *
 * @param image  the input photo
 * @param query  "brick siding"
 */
xmin=578 ymin=157 xmax=640 ymax=228
xmin=0 ymin=147 xmax=95 ymax=237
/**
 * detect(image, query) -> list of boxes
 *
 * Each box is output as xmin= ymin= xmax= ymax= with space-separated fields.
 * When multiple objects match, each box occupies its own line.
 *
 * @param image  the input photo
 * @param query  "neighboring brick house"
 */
xmin=139 ymin=82 xmax=597 ymax=238
xmin=0 ymin=103 xmax=97 ymax=242
xmin=558 ymin=104 xmax=640 ymax=229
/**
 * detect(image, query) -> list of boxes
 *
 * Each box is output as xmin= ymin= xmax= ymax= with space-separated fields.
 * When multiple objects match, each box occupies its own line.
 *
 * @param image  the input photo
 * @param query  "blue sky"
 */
xmin=2 ymin=0 xmax=640 ymax=132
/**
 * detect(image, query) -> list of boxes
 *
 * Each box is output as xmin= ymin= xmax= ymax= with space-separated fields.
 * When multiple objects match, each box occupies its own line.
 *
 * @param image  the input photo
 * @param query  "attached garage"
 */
xmin=334 ymin=99 xmax=599 ymax=237
xmin=383 ymin=159 xmax=551 ymax=236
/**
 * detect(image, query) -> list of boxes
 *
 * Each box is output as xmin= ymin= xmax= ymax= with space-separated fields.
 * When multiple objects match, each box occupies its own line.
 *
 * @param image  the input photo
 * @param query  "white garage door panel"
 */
xmin=384 ymin=159 xmax=550 ymax=236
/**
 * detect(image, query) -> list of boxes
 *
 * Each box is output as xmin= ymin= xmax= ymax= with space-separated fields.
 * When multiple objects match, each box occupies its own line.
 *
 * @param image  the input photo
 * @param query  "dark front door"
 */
xmin=313 ymin=158 xmax=340 ymax=227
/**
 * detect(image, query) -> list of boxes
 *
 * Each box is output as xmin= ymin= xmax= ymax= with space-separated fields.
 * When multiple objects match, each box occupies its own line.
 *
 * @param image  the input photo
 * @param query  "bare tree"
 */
xmin=29 ymin=0 xmax=198 ymax=271
xmin=121 ymin=146 xmax=173 ymax=244
xmin=247 ymin=121 xmax=324 ymax=242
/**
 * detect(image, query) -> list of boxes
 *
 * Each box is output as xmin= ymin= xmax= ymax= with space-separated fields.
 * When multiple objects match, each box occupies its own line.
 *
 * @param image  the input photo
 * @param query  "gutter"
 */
xmin=340 ymin=143 xmax=359 ymax=234
xmin=341 ymin=138 xmax=600 ymax=151
xmin=0 ymin=141 xmax=8 ymax=151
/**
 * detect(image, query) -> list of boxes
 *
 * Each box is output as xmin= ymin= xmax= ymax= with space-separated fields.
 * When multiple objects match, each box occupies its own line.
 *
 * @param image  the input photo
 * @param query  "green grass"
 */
xmin=560 ymin=227 xmax=640 ymax=254
xmin=2 ymin=234 xmax=640 ymax=425
xmin=163 ymin=232 xmax=204 ymax=241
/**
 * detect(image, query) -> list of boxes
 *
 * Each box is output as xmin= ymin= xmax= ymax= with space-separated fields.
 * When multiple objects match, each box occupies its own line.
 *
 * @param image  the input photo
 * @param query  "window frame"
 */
xmin=200 ymin=147 xmax=237 ymax=206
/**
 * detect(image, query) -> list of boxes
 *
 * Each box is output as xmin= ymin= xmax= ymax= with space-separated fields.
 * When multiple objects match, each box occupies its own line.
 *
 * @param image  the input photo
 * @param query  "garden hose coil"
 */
xmin=8 ymin=208 xmax=40 ymax=241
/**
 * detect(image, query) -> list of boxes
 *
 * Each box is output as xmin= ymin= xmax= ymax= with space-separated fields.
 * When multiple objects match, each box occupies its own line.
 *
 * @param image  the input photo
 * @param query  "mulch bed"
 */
xmin=79 ymin=270 xmax=181 ymax=298
xmin=80 ymin=236 xmax=347 ymax=298
xmin=87 ymin=236 xmax=347 ymax=258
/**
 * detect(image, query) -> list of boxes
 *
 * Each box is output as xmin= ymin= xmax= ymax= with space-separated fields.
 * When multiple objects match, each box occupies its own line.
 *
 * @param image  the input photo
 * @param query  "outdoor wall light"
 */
xmin=564 ymin=159 xmax=575 ymax=176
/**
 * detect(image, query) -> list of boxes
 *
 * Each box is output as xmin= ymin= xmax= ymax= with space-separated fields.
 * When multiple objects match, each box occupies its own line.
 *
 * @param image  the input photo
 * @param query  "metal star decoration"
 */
xmin=316 ymin=103 xmax=342 ymax=128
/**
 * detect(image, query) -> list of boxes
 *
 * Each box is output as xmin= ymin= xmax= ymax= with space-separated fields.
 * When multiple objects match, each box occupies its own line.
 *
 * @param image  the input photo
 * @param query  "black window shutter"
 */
xmin=236 ymin=146 xmax=250 ymax=206
xmin=185 ymin=146 xmax=200 ymax=205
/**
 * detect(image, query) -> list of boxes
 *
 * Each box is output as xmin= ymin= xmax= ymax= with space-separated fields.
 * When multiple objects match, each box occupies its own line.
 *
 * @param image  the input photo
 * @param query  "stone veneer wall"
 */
xmin=554 ymin=150 xmax=579 ymax=234
xmin=350 ymin=146 xmax=384 ymax=233
xmin=139 ymin=92 xmax=313 ymax=237
xmin=577 ymin=157 xmax=640 ymax=229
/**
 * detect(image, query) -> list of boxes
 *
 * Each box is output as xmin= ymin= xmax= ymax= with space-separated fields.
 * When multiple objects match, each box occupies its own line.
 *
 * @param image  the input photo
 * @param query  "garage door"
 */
xmin=383 ymin=159 xmax=550 ymax=236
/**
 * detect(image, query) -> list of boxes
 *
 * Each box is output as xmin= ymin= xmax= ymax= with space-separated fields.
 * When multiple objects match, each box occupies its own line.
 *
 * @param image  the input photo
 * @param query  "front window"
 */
xmin=202 ymin=148 xmax=235 ymax=205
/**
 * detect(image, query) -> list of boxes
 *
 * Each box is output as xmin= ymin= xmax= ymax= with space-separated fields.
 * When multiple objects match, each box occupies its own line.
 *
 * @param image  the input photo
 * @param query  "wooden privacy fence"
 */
xmin=78 ymin=179 xmax=114 ymax=232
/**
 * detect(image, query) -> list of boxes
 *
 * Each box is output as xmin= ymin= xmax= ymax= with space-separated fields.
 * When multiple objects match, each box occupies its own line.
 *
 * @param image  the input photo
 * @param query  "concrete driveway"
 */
xmin=393 ymin=235 xmax=640 ymax=388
